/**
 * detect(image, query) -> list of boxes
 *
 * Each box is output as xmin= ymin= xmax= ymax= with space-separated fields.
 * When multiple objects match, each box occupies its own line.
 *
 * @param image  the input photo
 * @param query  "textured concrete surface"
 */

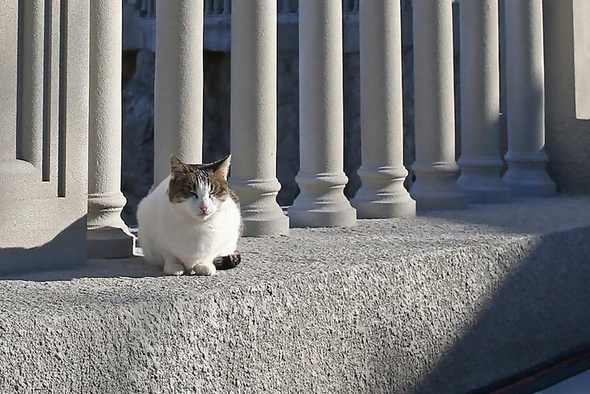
xmin=1 ymin=197 xmax=590 ymax=393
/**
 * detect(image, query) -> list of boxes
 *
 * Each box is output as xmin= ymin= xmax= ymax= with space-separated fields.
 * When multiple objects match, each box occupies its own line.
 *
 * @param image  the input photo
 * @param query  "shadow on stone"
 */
xmin=411 ymin=226 xmax=590 ymax=393
xmin=0 ymin=254 xmax=163 ymax=282
xmin=0 ymin=217 xmax=160 ymax=281
xmin=0 ymin=216 xmax=87 ymax=277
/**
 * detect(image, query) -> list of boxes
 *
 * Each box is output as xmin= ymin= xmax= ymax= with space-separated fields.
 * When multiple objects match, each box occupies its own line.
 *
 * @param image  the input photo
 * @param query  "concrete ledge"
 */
xmin=1 ymin=198 xmax=590 ymax=393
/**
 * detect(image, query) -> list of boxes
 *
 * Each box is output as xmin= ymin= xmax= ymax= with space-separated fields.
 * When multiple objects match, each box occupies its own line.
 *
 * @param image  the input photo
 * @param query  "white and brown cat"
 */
xmin=137 ymin=155 xmax=242 ymax=276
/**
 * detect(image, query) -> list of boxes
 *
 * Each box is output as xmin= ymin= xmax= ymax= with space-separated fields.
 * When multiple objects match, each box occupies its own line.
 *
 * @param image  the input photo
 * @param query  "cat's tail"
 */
xmin=212 ymin=253 xmax=241 ymax=270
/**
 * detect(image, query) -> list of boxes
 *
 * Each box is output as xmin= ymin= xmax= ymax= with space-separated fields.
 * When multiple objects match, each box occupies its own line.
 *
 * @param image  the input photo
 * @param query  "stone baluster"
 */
xmin=18 ymin=0 xmax=44 ymax=171
xmin=223 ymin=0 xmax=231 ymax=15
xmin=502 ymin=0 xmax=556 ymax=197
xmin=457 ymin=0 xmax=510 ymax=203
xmin=154 ymin=0 xmax=203 ymax=184
xmin=87 ymin=0 xmax=134 ymax=258
xmin=352 ymin=0 xmax=415 ymax=218
xmin=288 ymin=0 xmax=357 ymax=227
xmin=410 ymin=0 xmax=468 ymax=211
xmin=229 ymin=0 xmax=289 ymax=236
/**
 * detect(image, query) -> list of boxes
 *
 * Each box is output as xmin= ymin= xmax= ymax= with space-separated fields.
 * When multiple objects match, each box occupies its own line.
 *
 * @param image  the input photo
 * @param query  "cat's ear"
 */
xmin=171 ymin=155 xmax=190 ymax=180
xmin=215 ymin=154 xmax=231 ymax=180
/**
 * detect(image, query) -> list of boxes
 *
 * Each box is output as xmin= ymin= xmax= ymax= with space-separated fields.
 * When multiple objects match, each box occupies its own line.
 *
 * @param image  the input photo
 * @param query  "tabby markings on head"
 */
xmin=167 ymin=155 xmax=239 ymax=221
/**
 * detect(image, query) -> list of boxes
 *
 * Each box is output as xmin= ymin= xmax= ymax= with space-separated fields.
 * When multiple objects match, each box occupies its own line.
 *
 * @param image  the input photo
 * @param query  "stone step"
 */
xmin=1 ymin=197 xmax=590 ymax=393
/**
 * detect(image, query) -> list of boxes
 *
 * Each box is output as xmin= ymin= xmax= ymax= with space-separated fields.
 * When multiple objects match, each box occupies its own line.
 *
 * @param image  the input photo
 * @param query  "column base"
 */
xmin=229 ymin=178 xmax=290 ymax=237
xmin=503 ymin=151 xmax=557 ymax=197
xmin=87 ymin=226 xmax=135 ymax=259
xmin=457 ymin=157 xmax=511 ymax=204
xmin=411 ymin=163 xmax=468 ymax=211
xmin=352 ymin=166 xmax=416 ymax=218
xmin=352 ymin=198 xmax=416 ymax=219
xmin=288 ymin=203 xmax=357 ymax=228
xmin=87 ymin=191 xmax=135 ymax=258
xmin=503 ymin=177 xmax=557 ymax=198
xmin=288 ymin=172 xmax=357 ymax=228
xmin=241 ymin=212 xmax=290 ymax=237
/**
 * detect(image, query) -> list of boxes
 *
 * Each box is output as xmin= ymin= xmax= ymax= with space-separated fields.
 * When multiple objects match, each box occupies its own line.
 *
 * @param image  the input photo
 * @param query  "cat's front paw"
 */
xmin=164 ymin=261 xmax=185 ymax=276
xmin=190 ymin=262 xmax=217 ymax=276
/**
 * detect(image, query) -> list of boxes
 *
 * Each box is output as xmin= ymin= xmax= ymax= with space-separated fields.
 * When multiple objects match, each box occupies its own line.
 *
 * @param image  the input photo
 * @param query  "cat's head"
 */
xmin=168 ymin=155 xmax=232 ymax=220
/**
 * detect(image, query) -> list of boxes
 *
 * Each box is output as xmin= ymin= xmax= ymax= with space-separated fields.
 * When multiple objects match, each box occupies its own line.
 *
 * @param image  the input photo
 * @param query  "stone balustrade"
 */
xmin=112 ymin=0 xmax=558 ymax=237
xmin=2 ymin=1 xmax=580 ymax=271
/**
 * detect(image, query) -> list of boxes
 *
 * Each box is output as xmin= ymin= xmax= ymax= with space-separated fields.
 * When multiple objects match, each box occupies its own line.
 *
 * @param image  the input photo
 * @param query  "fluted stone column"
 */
xmin=0 ymin=0 xmax=18 ymax=164
xmin=18 ymin=0 xmax=44 ymax=170
xmin=352 ymin=0 xmax=415 ymax=218
xmin=154 ymin=0 xmax=203 ymax=184
xmin=288 ymin=0 xmax=356 ymax=228
xmin=410 ymin=0 xmax=468 ymax=211
xmin=229 ymin=0 xmax=289 ymax=236
xmin=87 ymin=0 xmax=134 ymax=258
xmin=457 ymin=0 xmax=510 ymax=203
xmin=503 ymin=0 xmax=556 ymax=197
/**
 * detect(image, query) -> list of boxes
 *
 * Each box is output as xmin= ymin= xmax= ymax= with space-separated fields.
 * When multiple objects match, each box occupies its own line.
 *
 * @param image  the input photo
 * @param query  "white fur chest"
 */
xmin=164 ymin=200 xmax=239 ymax=262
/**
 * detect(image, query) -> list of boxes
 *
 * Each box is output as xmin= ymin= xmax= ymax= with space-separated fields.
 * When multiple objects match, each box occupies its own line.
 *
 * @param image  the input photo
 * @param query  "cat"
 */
xmin=137 ymin=154 xmax=242 ymax=276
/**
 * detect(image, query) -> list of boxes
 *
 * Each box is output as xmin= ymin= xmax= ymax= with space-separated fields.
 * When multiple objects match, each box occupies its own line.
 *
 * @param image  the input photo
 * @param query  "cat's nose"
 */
xmin=200 ymin=206 xmax=208 ymax=214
